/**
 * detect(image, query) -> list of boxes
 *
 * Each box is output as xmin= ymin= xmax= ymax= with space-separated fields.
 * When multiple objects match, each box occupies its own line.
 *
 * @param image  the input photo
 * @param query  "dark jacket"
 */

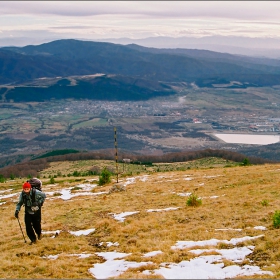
xmin=16 ymin=188 xmax=46 ymax=214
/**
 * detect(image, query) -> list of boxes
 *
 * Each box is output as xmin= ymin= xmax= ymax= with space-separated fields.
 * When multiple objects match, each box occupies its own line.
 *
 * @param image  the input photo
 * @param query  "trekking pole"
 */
xmin=17 ymin=217 xmax=27 ymax=243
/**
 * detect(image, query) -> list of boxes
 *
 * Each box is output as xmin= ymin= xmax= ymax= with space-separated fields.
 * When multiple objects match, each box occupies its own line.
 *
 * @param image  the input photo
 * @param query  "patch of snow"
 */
xmin=111 ymin=211 xmax=140 ymax=222
xmin=177 ymin=192 xmax=192 ymax=197
xmin=69 ymin=228 xmax=95 ymax=236
xmin=254 ymin=226 xmax=266 ymax=230
xmin=215 ymin=228 xmax=243 ymax=232
xmin=143 ymin=251 xmax=163 ymax=257
xmin=189 ymin=246 xmax=253 ymax=263
xmin=99 ymin=242 xmax=119 ymax=247
xmin=171 ymin=235 xmax=264 ymax=249
xmin=139 ymin=175 xmax=149 ymax=182
xmin=147 ymin=207 xmax=179 ymax=212
xmin=0 ymin=192 xmax=19 ymax=200
xmin=0 ymin=189 xmax=13 ymax=193
xmin=42 ymin=254 xmax=59 ymax=260
xmin=89 ymin=252 xmax=151 ymax=279
xmin=123 ymin=177 xmax=136 ymax=186
xmin=69 ymin=253 xmax=93 ymax=259
xmin=144 ymin=257 xmax=273 ymax=279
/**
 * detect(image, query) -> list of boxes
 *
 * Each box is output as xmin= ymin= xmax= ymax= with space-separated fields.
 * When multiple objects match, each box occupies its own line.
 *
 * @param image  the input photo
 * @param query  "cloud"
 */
xmin=0 ymin=1 xmax=280 ymax=20
xmin=49 ymin=25 xmax=92 ymax=30
xmin=0 ymin=1 xmax=279 ymax=44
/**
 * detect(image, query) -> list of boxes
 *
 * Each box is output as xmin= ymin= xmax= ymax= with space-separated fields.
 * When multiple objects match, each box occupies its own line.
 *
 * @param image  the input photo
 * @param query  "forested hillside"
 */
xmin=1 ymin=39 xmax=280 ymax=103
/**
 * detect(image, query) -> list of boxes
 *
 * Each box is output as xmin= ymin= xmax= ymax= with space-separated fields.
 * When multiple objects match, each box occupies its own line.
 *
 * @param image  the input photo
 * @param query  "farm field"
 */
xmin=1 ymin=86 xmax=280 ymax=165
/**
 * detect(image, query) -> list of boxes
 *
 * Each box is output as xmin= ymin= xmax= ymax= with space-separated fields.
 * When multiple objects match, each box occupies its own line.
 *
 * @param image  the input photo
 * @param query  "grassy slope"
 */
xmin=1 ymin=159 xmax=280 ymax=279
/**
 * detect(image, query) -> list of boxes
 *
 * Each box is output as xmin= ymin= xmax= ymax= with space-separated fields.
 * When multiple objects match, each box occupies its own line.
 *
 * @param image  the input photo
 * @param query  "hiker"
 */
xmin=15 ymin=182 xmax=46 ymax=245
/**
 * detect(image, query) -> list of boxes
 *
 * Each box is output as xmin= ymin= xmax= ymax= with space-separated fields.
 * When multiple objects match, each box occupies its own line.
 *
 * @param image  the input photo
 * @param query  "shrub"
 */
xmin=242 ymin=158 xmax=250 ymax=166
xmin=0 ymin=174 xmax=5 ymax=183
xmin=272 ymin=210 xmax=280 ymax=228
xmin=49 ymin=177 xmax=55 ymax=184
xmin=73 ymin=170 xmax=80 ymax=177
xmin=186 ymin=193 xmax=202 ymax=207
xmin=261 ymin=199 xmax=269 ymax=206
xmin=98 ymin=167 xmax=111 ymax=186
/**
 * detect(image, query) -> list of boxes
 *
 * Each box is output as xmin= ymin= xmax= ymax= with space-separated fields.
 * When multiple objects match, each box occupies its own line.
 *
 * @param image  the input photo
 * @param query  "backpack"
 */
xmin=28 ymin=178 xmax=42 ymax=191
xmin=23 ymin=178 xmax=44 ymax=209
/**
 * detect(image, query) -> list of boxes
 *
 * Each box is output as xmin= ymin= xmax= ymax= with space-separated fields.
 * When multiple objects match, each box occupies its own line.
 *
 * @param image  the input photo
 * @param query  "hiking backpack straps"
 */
xmin=22 ymin=188 xmax=36 ymax=206
xmin=31 ymin=188 xmax=36 ymax=203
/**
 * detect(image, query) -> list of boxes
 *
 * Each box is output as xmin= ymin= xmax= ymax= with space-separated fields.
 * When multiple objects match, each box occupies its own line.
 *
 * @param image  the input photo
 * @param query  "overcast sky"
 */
xmin=1 ymin=1 xmax=280 ymax=42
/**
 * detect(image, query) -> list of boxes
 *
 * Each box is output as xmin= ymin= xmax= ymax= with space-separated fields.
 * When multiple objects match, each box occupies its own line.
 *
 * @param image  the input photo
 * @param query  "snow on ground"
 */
xmin=147 ymin=207 xmax=179 ymax=212
xmin=215 ymin=228 xmax=243 ymax=232
xmin=139 ymin=175 xmax=149 ymax=182
xmin=99 ymin=241 xmax=119 ymax=247
xmin=0 ymin=173 xmax=223 ymax=203
xmin=2 ymin=175 xmax=275 ymax=278
xmin=121 ymin=177 xmax=136 ymax=186
xmin=89 ymin=252 xmax=152 ymax=279
xmin=69 ymin=228 xmax=95 ymax=236
xmin=143 ymin=258 xmax=272 ymax=279
xmin=42 ymin=254 xmax=59 ymax=260
xmin=74 ymin=183 xmax=98 ymax=191
xmin=177 ymin=192 xmax=192 ymax=197
xmin=171 ymin=235 xmax=264 ymax=249
xmin=143 ymin=250 xmax=163 ymax=257
xmin=0 ymin=192 xmax=19 ymax=199
xmin=254 ymin=226 xmax=267 ymax=230
xmin=204 ymin=175 xmax=222 ymax=178
xmin=42 ymin=230 xmax=61 ymax=238
xmin=57 ymin=188 xmax=107 ymax=200
xmin=39 ymin=233 xmax=273 ymax=279
xmin=111 ymin=211 xmax=140 ymax=222
xmin=184 ymin=177 xmax=193 ymax=181
xmin=38 ymin=211 xmax=272 ymax=278
xmin=69 ymin=253 xmax=94 ymax=259
xmin=0 ymin=188 xmax=13 ymax=193
xmin=189 ymin=246 xmax=254 ymax=262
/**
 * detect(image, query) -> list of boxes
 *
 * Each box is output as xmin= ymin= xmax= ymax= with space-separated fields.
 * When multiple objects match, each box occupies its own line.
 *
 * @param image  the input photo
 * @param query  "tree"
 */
xmin=242 ymin=158 xmax=250 ymax=166
xmin=98 ymin=167 xmax=111 ymax=186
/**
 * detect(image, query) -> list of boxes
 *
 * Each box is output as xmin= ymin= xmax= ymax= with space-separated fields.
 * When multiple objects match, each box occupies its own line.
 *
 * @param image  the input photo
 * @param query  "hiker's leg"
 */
xmin=24 ymin=213 xmax=36 ymax=242
xmin=32 ymin=210 xmax=42 ymax=237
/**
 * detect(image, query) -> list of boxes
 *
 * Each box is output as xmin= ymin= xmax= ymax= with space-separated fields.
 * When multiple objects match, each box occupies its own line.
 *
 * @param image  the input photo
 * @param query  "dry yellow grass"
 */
xmin=1 ymin=161 xmax=280 ymax=278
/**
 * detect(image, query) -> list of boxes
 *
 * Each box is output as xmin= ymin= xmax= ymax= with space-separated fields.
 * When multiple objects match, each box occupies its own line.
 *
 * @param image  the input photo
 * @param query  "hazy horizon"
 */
xmin=1 ymin=1 xmax=280 ymax=58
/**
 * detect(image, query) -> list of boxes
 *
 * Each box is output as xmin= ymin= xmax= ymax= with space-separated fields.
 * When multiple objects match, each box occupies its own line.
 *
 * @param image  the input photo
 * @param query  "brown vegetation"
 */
xmin=1 ymin=161 xmax=280 ymax=278
xmin=0 ymin=149 xmax=272 ymax=179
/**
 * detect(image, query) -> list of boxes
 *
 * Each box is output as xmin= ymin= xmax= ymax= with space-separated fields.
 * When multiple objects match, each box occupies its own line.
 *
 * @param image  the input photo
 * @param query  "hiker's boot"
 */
xmin=29 ymin=239 xmax=37 ymax=245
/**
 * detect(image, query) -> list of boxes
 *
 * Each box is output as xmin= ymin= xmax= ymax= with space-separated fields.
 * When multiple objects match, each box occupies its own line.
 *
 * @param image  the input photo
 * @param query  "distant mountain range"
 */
xmin=96 ymin=35 xmax=280 ymax=59
xmin=1 ymin=39 xmax=280 ymax=102
xmin=1 ymin=35 xmax=280 ymax=58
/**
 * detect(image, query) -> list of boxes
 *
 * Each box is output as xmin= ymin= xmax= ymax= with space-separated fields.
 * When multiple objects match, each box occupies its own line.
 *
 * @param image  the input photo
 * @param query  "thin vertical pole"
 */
xmin=114 ymin=127 xmax=118 ymax=183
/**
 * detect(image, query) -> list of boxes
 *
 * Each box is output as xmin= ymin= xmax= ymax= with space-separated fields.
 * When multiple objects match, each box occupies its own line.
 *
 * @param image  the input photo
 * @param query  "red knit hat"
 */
xmin=22 ymin=182 xmax=31 ymax=190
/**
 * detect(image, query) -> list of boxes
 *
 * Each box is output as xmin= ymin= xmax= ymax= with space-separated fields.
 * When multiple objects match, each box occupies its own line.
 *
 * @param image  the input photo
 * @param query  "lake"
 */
xmin=214 ymin=134 xmax=280 ymax=145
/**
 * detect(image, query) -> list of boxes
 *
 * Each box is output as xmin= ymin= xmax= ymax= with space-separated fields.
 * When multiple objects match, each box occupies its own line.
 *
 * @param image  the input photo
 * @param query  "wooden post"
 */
xmin=114 ymin=127 xmax=118 ymax=183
